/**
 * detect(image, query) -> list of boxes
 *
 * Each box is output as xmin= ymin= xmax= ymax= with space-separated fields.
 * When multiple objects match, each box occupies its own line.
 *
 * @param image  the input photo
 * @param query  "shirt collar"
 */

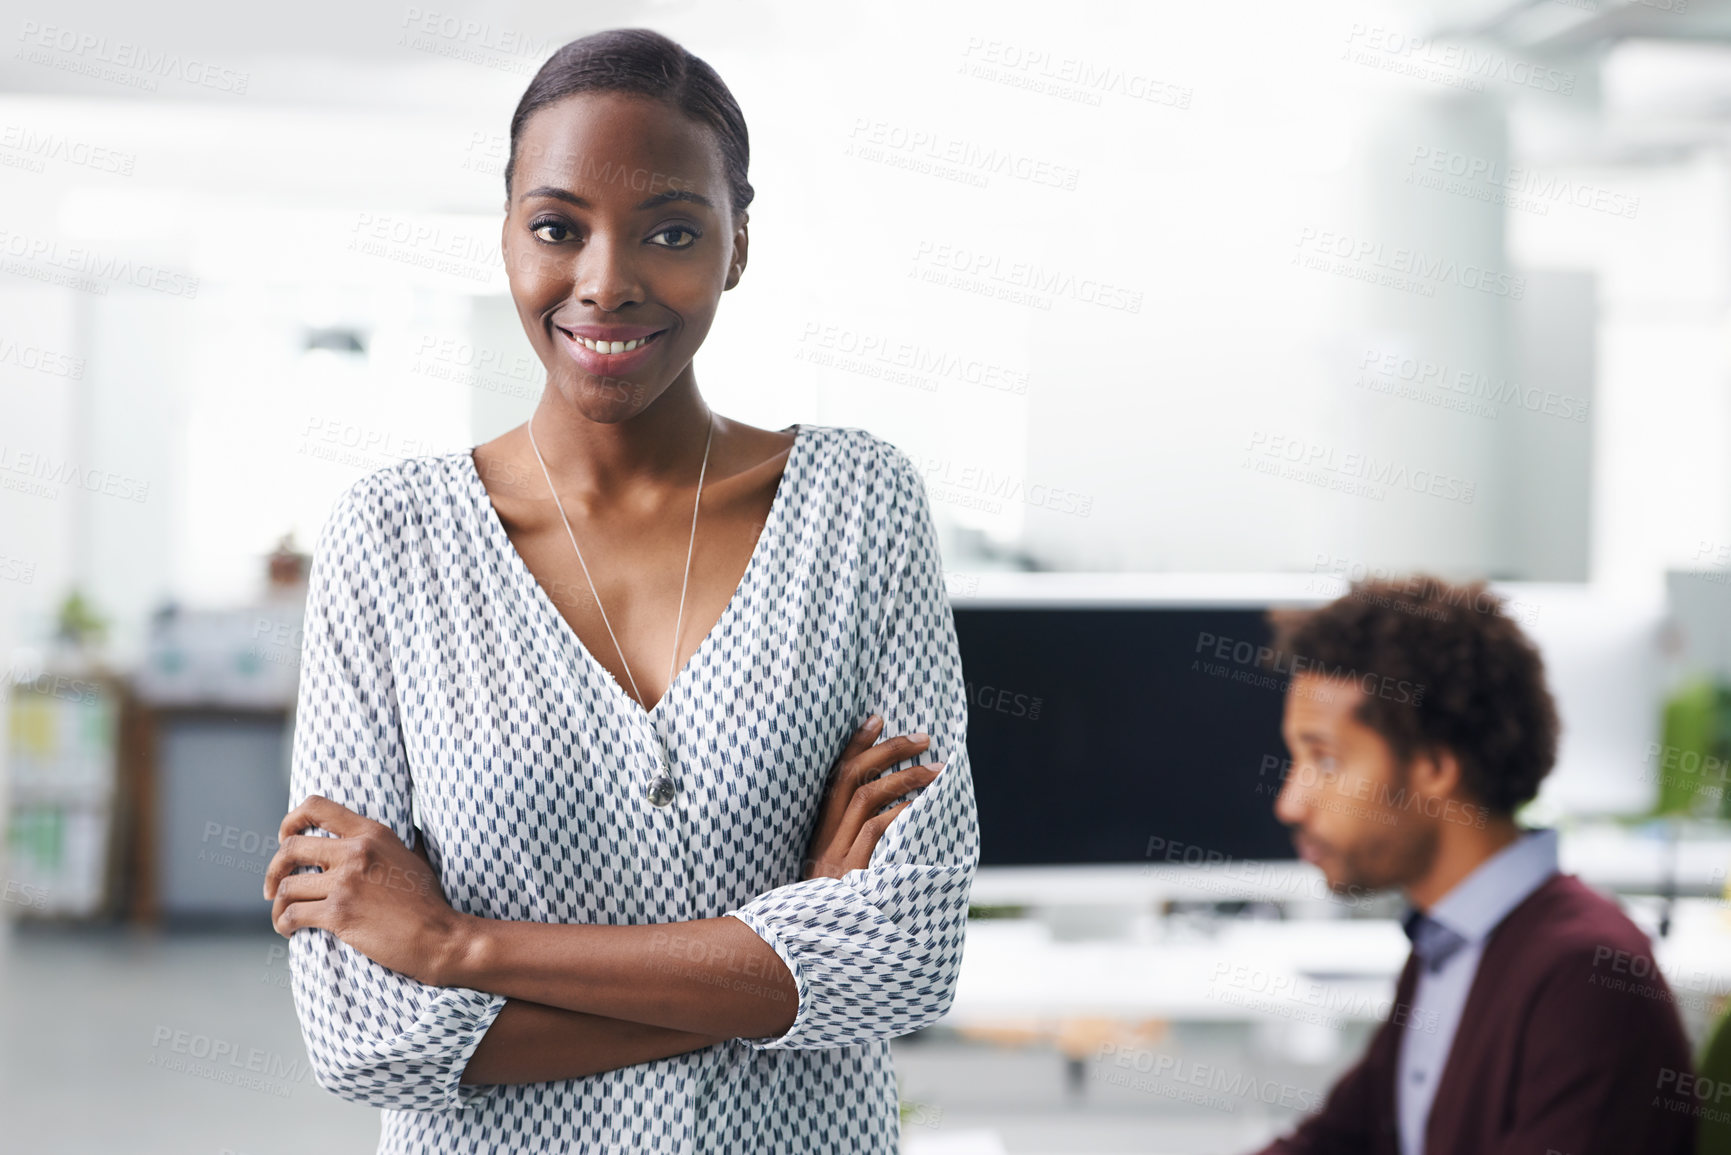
xmin=1417 ymin=827 xmax=1559 ymax=945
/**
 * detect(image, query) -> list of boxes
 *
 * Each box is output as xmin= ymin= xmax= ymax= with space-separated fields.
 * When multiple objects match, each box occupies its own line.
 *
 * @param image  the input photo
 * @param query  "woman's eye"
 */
xmin=650 ymin=225 xmax=698 ymax=249
xmin=530 ymin=220 xmax=570 ymax=244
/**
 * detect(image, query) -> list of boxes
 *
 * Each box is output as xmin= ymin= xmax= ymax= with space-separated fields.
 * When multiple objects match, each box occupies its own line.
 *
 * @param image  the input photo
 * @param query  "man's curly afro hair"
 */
xmin=1266 ymin=575 xmax=1560 ymax=816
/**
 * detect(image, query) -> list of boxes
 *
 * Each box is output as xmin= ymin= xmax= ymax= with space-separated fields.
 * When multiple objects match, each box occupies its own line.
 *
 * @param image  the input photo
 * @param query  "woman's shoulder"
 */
xmin=318 ymin=449 xmax=477 ymax=552
xmin=787 ymin=425 xmax=933 ymax=566
xmin=795 ymin=423 xmax=920 ymax=495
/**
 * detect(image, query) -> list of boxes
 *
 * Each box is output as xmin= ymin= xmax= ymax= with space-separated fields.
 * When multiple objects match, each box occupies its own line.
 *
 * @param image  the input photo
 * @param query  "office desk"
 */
xmin=944 ymin=902 xmax=1731 ymax=1039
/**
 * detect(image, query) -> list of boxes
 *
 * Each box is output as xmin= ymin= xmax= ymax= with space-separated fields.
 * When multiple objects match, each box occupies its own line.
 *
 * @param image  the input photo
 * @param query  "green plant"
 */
xmin=1653 ymin=677 xmax=1731 ymax=820
xmin=53 ymin=588 xmax=107 ymax=649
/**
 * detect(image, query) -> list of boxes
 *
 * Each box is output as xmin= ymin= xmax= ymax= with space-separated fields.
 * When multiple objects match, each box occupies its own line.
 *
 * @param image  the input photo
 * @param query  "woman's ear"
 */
xmin=724 ymin=214 xmax=749 ymax=290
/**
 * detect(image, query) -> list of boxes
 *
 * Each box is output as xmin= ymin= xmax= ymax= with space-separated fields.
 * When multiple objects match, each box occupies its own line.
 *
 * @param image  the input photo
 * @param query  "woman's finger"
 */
xmin=813 ymin=725 xmax=918 ymax=837
xmin=269 ymin=871 xmax=329 ymax=935
xmin=821 ymin=720 xmax=902 ymax=803
xmin=840 ymin=732 xmax=933 ymax=796
xmin=842 ymin=763 xmax=943 ymax=828
xmin=276 ymin=794 xmax=376 ymax=848
xmin=262 ymin=830 xmax=343 ymax=900
xmin=826 ymin=763 xmax=941 ymax=867
xmin=831 ymin=715 xmax=884 ymax=771
xmin=811 ymin=721 xmax=885 ymax=826
xmin=802 ymin=724 xmax=936 ymax=882
xmin=845 ymin=800 xmax=915 ymax=873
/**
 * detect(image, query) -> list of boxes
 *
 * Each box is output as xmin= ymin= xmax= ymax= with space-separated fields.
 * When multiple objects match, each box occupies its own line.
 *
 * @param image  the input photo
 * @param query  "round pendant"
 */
xmin=646 ymin=771 xmax=677 ymax=808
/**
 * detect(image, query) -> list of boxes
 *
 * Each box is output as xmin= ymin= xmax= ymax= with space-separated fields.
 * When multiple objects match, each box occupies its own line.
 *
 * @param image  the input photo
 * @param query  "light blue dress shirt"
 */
xmin=1396 ymin=827 xmax=1560 ymax=1155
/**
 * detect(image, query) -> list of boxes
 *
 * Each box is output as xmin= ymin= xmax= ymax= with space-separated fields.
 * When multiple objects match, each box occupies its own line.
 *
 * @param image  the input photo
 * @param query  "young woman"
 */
xmin=262 ymin=26 xmax=979 ymax=1155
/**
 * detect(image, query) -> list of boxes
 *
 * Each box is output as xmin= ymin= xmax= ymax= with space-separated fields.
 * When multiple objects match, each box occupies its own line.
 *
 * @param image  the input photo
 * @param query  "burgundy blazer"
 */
xmin=1255 ymin=873 xmax=1697 ymax=1155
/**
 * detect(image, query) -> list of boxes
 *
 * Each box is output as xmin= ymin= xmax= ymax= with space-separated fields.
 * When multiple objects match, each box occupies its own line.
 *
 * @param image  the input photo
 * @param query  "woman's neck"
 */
xmin=527 ymin=378 xmax=717 ymax=504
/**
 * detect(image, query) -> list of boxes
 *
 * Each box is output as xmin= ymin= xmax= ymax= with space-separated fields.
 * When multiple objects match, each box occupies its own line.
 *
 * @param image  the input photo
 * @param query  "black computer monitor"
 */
xmin=952 ymin=605 xmax=1299 ymax=867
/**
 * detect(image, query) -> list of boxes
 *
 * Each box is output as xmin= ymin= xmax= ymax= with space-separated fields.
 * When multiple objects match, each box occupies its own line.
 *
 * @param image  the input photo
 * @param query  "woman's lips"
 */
xmin=556 ymin=327 xmax=666 ymax=376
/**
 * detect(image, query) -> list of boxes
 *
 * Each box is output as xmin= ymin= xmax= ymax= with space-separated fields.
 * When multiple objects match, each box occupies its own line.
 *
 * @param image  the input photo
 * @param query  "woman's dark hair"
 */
xmin=505 ymin=28 xmax=753 ymax=221
xmin=1265 ymin=575 xmax=1560 ymax=815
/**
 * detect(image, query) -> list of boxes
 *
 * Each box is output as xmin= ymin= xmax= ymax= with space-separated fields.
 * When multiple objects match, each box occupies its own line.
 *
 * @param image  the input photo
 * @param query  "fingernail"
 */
xmin=864 ymin=714 xmax=882 ymax=731
xmin=911 ymin=732 xmax=930 ymax=744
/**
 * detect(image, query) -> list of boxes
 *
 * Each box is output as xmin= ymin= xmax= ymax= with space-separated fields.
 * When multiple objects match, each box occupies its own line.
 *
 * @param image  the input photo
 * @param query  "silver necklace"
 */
xmin=526 ymin=407 xmax=715 ymax=808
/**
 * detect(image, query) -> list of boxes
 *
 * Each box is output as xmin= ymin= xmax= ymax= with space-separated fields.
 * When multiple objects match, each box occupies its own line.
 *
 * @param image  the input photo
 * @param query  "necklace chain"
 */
xmin=526 ymin=408 xmax=715 ymax=717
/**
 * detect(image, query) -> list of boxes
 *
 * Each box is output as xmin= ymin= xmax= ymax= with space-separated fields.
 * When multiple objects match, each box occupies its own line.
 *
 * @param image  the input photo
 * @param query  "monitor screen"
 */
xmin=952 ymin=605 xmax=1299 ymax=867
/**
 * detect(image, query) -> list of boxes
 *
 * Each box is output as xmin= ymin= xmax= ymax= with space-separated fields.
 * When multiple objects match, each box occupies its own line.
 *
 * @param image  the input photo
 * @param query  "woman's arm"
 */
xmin=460 ymin=999 xmax=727 ymax=1085
xmin=455 ymin=718 xmax=936 ymax=1084
xmin=416 ymin=725 xmax=944 ymax=1041
xmin=275 ymin=716 xmax=939 ymax=1082
xmin=443 ymin=719 xmax=938 ymax=1039
xmin=440 ymin=914 xmax=800 ymax=1038
xmin=275 ymin=476 xmax=510 ymax=1111
xmin=275 ymin=796 xmax=796 ymax=1043
xmin=719 ymin=440 xmax=980 ymax=1051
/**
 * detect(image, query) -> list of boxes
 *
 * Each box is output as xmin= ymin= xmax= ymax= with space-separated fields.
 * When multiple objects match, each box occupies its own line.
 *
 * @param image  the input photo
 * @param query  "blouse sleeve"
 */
xmin=285 ymin=475 xmax=509 ymax=1110
xmin=723 ymin=441 xmax=982 ymax=1050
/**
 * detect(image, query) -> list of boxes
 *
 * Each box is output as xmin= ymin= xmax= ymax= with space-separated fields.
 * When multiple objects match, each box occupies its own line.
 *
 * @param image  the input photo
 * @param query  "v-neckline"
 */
xmin=464 ymin=422 xmax=807 ymax=723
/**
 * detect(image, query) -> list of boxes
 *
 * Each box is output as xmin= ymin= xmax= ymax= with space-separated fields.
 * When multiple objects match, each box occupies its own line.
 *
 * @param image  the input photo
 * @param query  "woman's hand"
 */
xmin=263 ymin=795 xmax=470 ymax=987
xmin=802 ymin=715 xmax=944 ymax=881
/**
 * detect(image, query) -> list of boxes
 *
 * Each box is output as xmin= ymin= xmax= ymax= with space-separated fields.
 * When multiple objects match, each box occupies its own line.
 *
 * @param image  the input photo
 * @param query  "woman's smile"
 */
xmin=554 ymin=323 xmax=670 ymax=375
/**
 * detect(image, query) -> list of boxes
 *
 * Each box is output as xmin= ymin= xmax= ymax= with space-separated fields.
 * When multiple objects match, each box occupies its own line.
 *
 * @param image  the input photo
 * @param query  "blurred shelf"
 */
xmin=4 ymin=666 xmax=127 ymax=922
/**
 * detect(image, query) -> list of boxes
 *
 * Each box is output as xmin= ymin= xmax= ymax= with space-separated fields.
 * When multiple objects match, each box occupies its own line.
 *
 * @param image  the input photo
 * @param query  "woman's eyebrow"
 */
xmin=520 ymin=186 xmax=716 ymax=212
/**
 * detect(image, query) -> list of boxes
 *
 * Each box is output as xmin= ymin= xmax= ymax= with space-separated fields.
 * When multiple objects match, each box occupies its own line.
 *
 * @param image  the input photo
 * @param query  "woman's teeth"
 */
xmin=572 ymin=332 xmax=658 ymax=354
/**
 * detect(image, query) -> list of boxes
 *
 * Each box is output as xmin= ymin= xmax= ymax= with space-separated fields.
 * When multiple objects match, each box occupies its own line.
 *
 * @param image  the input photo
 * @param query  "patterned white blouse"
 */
xmin=285 ymin=422 xmax=980 ymax=1153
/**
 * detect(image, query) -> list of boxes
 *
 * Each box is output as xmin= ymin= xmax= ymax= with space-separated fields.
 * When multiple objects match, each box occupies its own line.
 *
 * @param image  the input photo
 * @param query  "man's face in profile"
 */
xmin=1273 ymin=674 xmax=1438 ymax=895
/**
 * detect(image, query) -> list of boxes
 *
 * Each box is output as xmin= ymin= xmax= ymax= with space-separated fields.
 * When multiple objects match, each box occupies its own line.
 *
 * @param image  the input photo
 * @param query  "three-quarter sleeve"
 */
xmin=723 ymin=442 xmax=981 ymax=1050
xmin=285 ymin=476 xmax=509 ymax=1110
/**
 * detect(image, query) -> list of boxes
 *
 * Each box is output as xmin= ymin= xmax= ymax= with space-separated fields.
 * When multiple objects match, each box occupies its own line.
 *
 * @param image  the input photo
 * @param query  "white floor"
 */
xmin=0 ymin=922 xmax=1317 ymax=1154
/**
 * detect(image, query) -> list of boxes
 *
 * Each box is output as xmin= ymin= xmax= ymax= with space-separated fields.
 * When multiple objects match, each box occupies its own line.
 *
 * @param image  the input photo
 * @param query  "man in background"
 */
xmin=1250 ymin=576 xmax=1696 ymax=1155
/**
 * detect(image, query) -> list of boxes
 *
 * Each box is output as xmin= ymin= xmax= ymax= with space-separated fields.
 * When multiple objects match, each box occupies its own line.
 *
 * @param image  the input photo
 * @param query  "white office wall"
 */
xmin=1506 ymin=118 xmax=1731 ymax=598
xmin=0 ymin=285 xmax=81 ymax=647
xmin=0 ymin=0 xmax=1724 ymax=645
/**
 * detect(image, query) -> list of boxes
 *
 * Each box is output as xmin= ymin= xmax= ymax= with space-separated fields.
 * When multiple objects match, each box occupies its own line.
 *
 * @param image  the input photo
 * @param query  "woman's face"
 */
xmin=502 ymin=90 xmax=745 ymax=422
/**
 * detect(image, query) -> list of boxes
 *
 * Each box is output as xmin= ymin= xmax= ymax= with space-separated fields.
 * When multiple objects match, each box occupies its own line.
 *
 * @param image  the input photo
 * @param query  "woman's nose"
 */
xmin=574 ymin=233 xmax=645 ymax=312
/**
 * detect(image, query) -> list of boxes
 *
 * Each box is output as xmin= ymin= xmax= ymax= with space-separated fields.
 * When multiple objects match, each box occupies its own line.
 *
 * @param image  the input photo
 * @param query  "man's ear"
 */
xmin=1411 ymin=746 xmax=1462 ymax=801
